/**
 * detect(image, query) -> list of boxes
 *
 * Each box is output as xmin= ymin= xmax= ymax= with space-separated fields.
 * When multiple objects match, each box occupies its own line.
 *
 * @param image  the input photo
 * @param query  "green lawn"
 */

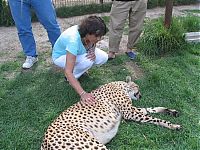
xmin=0 ymin=42 xmax=199 ymax=149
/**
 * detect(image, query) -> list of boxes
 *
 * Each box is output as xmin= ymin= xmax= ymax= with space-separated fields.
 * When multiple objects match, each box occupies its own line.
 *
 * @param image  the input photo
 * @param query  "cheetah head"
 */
xmin=125 ymin=76 xmax=141 ymax=100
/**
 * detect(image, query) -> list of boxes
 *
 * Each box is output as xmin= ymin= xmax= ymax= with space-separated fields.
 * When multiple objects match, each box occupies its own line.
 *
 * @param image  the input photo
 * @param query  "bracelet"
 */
xmin=80 ymin=91 xmax=86 ymax=97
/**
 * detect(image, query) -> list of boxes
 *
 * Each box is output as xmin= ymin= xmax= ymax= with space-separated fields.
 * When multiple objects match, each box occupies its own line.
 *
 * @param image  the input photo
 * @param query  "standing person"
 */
xmin=8 ymin=0 xmax=61 ymax=69
xmin=108 ymin=0 xmax=147 ymax=60
xmin=52 ymin=16 xmax=108 ymax=104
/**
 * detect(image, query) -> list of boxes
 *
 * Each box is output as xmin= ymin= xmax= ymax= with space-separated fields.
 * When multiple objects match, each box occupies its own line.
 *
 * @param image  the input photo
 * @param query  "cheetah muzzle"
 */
xmin=41 ymin=76 xmax=181 ymax=150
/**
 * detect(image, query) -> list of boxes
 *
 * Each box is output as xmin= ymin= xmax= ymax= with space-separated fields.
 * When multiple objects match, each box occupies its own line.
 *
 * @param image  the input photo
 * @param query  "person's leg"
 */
xmin=94 ymin=48 xmax=108 ymax=65
xmin=8 ymin=0 xmax=37 ymax=57
xmin=73 ymin=54 xmax=94 ymax=78
xmin=53 ymin=55 xmax=66 ymax=68
xmin=109 ymin=2 xmax=131 ymax=58
xmin=53 ymin=54 xmax=94 ymax=79
xmin=127 ymin=0 xmax=147 ymax=50
xmin=31 ymin=0 xmax=61 ymax=47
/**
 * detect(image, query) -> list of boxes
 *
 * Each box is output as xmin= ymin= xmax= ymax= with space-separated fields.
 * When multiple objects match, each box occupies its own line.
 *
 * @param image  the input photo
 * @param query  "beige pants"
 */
xmin=109 ymin=0 xmax=147 ymax=52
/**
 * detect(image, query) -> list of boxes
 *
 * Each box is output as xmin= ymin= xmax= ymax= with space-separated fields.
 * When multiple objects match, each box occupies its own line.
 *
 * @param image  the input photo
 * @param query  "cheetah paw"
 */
xmin=171 ymin=124 xmax=181 ymax=130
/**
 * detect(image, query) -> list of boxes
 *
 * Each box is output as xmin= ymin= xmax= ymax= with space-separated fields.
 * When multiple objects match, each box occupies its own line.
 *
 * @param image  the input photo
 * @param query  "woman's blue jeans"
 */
xmin=8 ymin=0 xmax=61 ymax=57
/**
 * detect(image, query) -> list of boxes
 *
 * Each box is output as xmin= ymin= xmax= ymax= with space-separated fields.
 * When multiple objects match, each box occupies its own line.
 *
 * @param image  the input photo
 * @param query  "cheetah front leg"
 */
xmin=137 ymin=107 xmax=179 ymax=117
xmin=122 ymin=106 xmax=181 ymax=130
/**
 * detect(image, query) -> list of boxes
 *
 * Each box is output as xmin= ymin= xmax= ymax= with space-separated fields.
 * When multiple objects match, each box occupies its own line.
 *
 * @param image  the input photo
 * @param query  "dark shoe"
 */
xmin=82 ymin=71 xmax=89 ymax=77
xmin=64 ymin=76 xmax=68 ymax=81
xmin=125 ymin=51 xmax=136 ymax=60
xmin=108 ymin=53 xmax=116 ymax=61
xmin=108 ymin=57 xmax=115 ymax=61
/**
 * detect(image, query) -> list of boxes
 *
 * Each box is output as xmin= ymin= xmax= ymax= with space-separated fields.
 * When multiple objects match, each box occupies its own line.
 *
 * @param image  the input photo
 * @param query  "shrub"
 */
xmin=0 ymin=0 xmax=14 ymax=26
xmin=138 ymin=17 xmax=186 ymax=56
xmin=147 ymin=0 xmax=197 ymax=9
xmin=173 ymin=0 xmax=197 ymax=5
xmin=0 ymin=0 xmax=197 ymax=27
xmin=56 ymin=3 xmax=112 ymax=18
xmin=147 ymin=0 xmax=165 ymax=9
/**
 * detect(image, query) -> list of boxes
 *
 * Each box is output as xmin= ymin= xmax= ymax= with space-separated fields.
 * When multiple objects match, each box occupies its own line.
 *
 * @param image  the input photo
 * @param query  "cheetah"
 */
xmin=41 ymin=76 xmax=181 ymax=150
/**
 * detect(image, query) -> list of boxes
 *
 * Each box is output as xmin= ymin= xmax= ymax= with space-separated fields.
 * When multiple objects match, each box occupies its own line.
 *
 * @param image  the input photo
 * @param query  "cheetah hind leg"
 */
xmin=137 ymin=107 xmax=179 ymax=117
xmin=41 ymin=127 xmax=108 ymax=150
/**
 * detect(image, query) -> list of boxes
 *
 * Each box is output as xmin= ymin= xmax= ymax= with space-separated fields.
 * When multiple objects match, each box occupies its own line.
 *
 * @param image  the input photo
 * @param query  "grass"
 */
xmin=1 ymin=12 xmax=200 ymax=149
xmin=0 ymin=43 xmax=200 ymax=149
xmin=107 ymin=43 xmax=200 ymax=150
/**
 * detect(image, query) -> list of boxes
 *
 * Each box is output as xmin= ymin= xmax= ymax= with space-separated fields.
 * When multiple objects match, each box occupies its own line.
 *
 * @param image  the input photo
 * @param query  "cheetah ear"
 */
xmin=126 ymin=76 xmax=132 ymax=83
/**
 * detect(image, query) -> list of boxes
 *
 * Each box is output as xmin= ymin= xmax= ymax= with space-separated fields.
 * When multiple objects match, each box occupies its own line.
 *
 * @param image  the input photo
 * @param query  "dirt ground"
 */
xmin=0 ymin=4 xmax=199 ymax=78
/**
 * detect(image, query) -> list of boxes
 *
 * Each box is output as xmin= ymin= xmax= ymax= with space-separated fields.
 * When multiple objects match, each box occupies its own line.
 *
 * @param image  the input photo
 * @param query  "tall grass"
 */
xmin=138 ymin=17 xmax=186 ymax=56
xmin=138 ymin=15 xmax=200 ymax=56
xmin=181 ymin=15 xmax=200 ymax=32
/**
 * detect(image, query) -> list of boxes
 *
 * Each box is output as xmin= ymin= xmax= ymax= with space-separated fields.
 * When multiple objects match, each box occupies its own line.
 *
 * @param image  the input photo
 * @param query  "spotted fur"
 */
xmin=41 ymin=77 xmax=181 ymax=150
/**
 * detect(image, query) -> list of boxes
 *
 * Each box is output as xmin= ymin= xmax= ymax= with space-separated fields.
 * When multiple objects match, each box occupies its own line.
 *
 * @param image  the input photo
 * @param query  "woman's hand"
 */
xmin=86 ymin=50 xmax=96 ymax=61
xmin=80 ymin=92 xmax=96 ymax=105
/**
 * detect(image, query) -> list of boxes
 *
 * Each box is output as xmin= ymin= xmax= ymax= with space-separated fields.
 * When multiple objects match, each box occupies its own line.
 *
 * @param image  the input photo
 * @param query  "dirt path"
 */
xmin=0 ymin=4 xmax=199 ymax=71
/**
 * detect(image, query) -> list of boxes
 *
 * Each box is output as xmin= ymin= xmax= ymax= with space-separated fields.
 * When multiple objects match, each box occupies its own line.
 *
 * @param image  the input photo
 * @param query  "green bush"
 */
xmin=56 ymin=3 xmax=112 ymax=18
xmin=147 ymin=0 xmax=197 ymax=9
xmin=0 ymin=0 xmax=41 ymax=26
xmin=0 ymin=0 xmax=14 ymax=26
xmin=147 ymin=0 xmax=165 ymax=9
xmin=0 ymin=0 xmax=197 ymax=27
xmin=138 ymin=17 xmax=186 ymax=56
xmin=173 ymin=0 xmax=197 ymax=5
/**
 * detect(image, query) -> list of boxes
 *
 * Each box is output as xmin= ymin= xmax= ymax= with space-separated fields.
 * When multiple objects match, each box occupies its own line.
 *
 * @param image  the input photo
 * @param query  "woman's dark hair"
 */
xmin=78 ymin=16 xmax=108 ymax=38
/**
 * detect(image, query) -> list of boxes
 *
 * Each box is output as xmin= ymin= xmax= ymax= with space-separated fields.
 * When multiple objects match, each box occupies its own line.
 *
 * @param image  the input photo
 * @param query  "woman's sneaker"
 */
xmin=22 ymin=56 xmax=38 ymax=69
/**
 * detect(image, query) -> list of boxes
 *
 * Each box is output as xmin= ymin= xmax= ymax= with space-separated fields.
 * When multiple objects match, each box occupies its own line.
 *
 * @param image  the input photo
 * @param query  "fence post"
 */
xmin=100 ymin=0 xmax=103 ymax=4
xmin=164 ymin=0 xmax=173 ymax=29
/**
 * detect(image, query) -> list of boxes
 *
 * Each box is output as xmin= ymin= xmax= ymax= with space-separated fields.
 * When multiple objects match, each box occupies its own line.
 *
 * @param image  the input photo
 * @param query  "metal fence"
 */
xmin=52 ymin=0 xmax=111 ymax=8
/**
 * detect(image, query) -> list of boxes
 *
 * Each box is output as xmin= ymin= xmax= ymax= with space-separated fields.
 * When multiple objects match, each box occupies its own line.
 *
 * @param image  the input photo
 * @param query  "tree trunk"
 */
xmin=164 ymin=0 xmax=173 ymax=28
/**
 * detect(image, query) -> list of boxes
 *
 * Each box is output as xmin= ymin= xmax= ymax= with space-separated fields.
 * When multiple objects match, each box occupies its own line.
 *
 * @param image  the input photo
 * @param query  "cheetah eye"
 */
xmin=134 ymin=91 xmax=140 ymax=97
xmin=128 ymin=89 xmax=133 ymax=93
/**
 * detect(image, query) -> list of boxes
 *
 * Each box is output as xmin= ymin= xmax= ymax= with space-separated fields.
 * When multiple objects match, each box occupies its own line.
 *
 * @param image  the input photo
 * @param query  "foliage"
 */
xmin=173 ymin=0 xmax=197 ymax=5
xmin=146 ymin=0 xmax=197 ymax=9
xmin=181 ymin=15 xmax=200 ymax=32
xmin=0 ymin=0 xmax=14 ymax=26
xmin=0 ymin=0 xmax=198 ymax=26
xmin=147 ymin=0 xmax=165 ymax=9
xmin=138 ymin=17 xmax=186 ymax=56
xmin=138 ymin=13 xmax=200 ymax=56
xmin=56 ymin=3 xmax=112 ymax=18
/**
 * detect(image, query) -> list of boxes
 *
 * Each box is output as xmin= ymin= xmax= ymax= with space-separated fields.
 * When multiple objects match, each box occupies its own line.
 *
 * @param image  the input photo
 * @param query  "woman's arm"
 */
xmin=65 ymin=52 xmax=95 ymax=104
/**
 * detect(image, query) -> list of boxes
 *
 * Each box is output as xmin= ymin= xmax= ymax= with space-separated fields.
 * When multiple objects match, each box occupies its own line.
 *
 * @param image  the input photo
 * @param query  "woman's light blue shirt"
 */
xmin=52 ymin=25 xmax=86 ymax=61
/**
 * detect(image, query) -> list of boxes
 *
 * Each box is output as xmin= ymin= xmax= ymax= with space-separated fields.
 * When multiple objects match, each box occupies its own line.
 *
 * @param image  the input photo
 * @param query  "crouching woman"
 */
xmin=52 ymin=16 xmax=108 ymax=104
